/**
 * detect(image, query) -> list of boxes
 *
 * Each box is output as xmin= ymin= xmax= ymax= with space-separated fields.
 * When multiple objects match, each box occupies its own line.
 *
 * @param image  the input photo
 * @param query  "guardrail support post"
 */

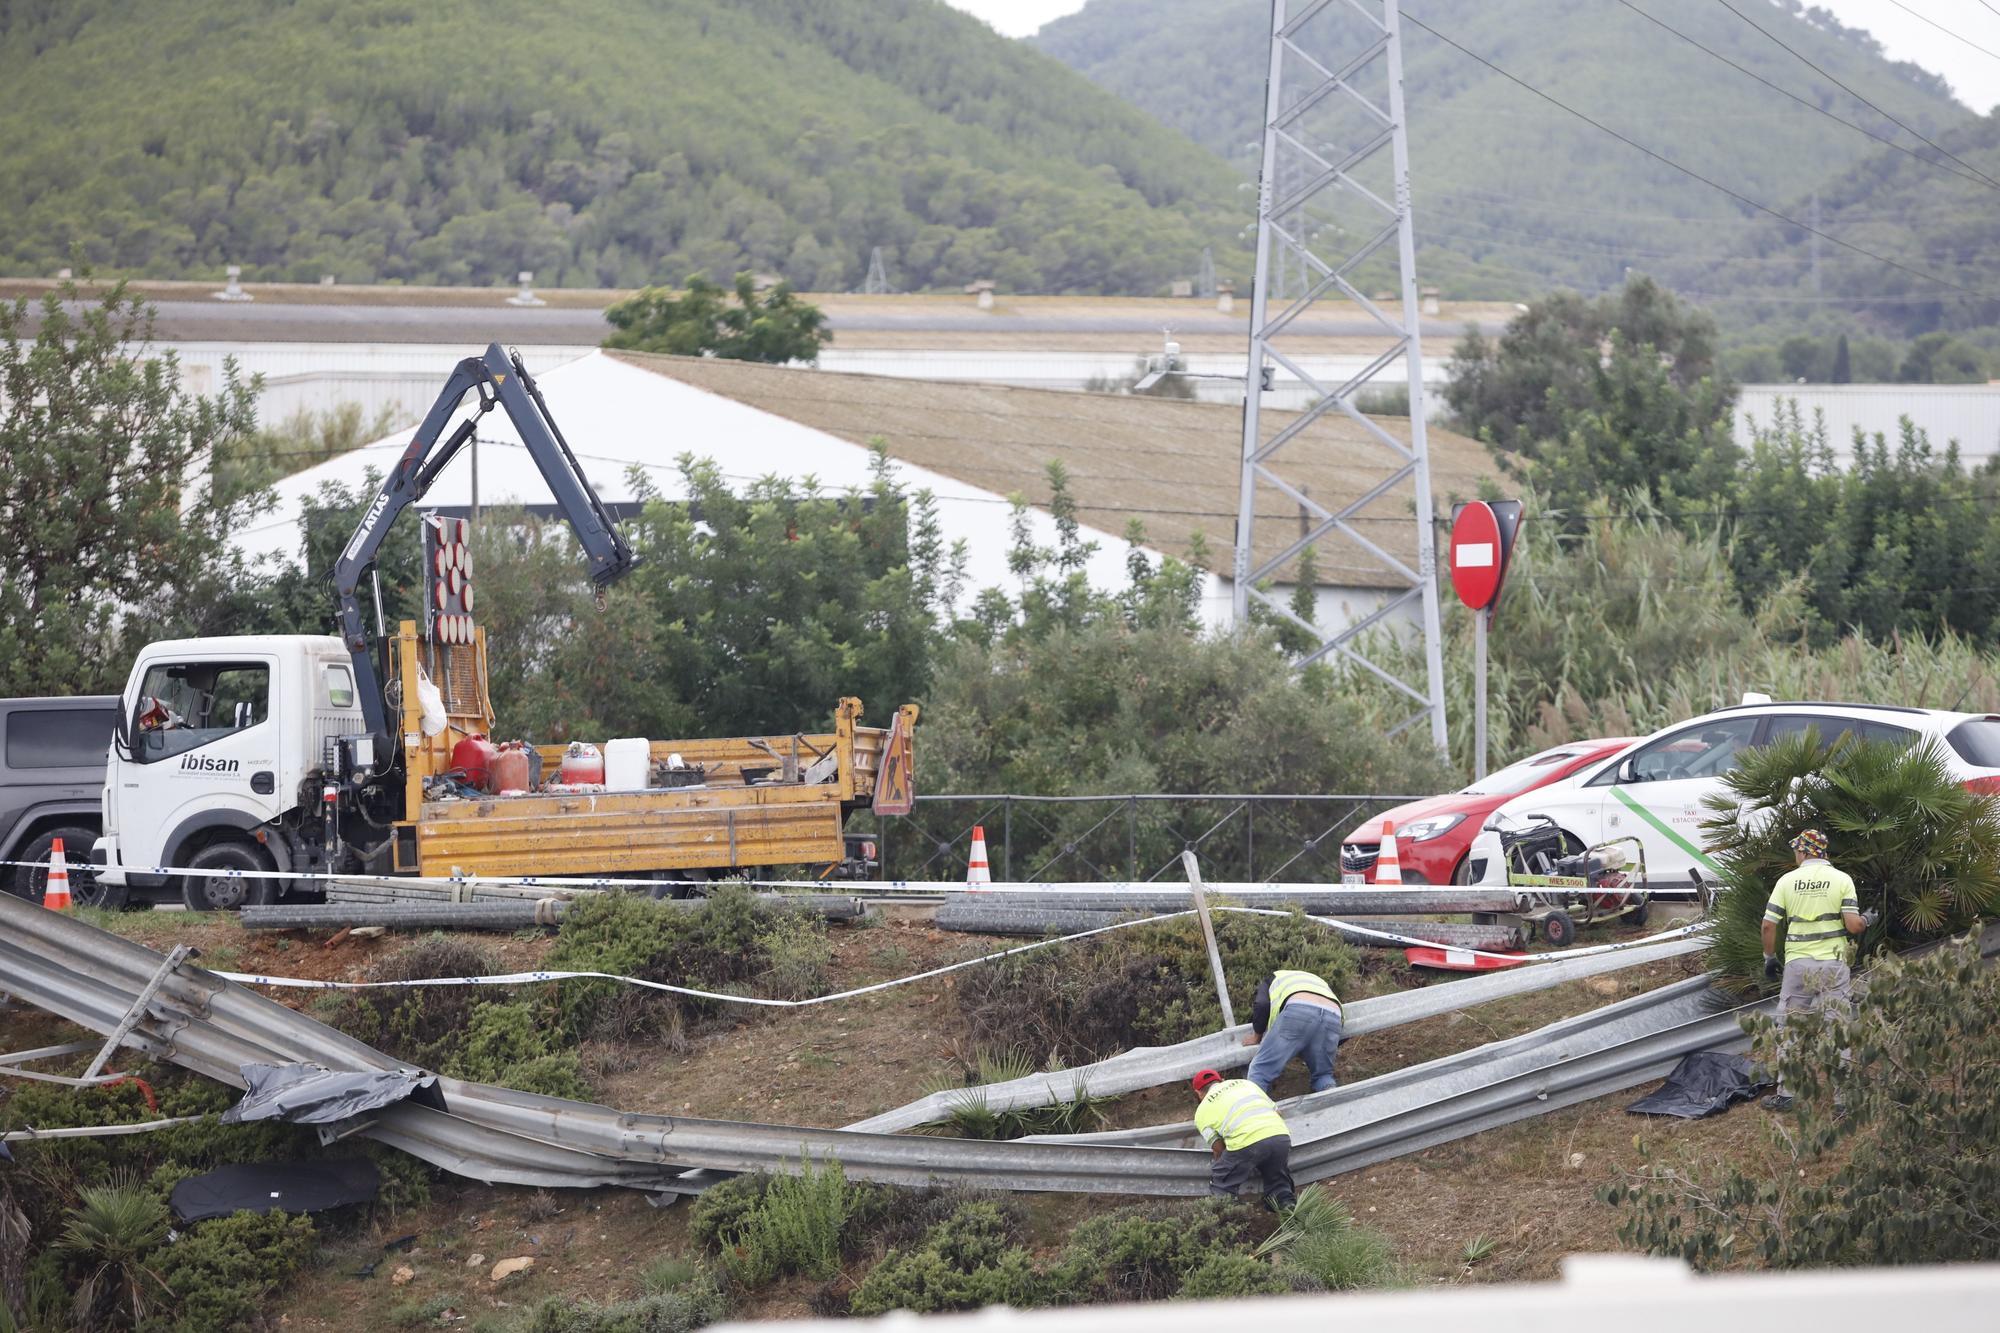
xmin=82 ymin=944 xmax=194 ymax=1081
xmin=1182 ymin=851 xmax=1236 ymax=1028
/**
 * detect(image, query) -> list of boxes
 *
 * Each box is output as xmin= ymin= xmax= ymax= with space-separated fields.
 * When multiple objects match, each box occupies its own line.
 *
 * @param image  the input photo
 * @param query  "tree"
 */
xmin=1896 ymin=331 xmax=1988 ymax=384
xmin=603 ymin=272 xmax=832 ymax=364
xmin=0 ymin=280 xmax=264 ymax=696
xmin=1443 ymin=277 xmax=1739 ymax=519
xmin=1830 ymin=333 xmax=1852 ymax=383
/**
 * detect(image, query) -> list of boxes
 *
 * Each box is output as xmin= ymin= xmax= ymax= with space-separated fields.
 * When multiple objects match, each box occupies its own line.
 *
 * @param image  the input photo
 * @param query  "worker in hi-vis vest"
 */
xmin=1242 ymin=968 xmax=1343 ymax=1094
xmin=1191 ymin=1069 xmax=1296 ymax=1210
xmin=1761 ymin=827 xmax=1877 ymax=1112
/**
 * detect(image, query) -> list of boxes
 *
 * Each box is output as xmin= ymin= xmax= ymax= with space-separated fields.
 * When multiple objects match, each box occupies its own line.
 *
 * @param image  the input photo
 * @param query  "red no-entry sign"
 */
xmin=1449 ymin=502 xmax=1504 ymax=610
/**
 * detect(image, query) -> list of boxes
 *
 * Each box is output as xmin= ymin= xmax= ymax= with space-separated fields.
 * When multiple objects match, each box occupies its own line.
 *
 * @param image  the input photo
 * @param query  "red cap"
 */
xmin=1192 ymin=1069 xmax=1223 ymax=1094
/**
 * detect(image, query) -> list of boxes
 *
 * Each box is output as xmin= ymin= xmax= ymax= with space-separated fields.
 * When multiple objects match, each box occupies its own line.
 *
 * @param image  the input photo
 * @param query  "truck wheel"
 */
xmin=12 ymin=826 xmax=129 ymax=910
xmin=181 ymin=840 xmax=277 ymax=912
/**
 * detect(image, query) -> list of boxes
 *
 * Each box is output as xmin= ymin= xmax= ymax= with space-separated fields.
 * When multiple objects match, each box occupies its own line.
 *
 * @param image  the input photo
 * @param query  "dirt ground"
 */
xmin=0 ymin=900 xmax=1779 ymax=1323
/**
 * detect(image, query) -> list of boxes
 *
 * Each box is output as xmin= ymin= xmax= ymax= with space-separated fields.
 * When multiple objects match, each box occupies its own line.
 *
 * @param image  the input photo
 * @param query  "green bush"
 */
xmin=1699 ymin=733 xmax=2000 ymax=986
xmin=686 ymin=1175 xmax=770 ymax=1254
xmin=1176 ymin=1252 xmax=1293 ymax=1299
xmin=1253 ymin=1187 xmax=1397 ymax=1291
xmin=1607 ymin=933 xmax=2000 ymax=1268
xmin=449 ymin=1000 xmax=593 ymax=1100
xmin=1047 ymin=1201 xmax=1266 ymax=1304
xmin=59 ymin=1184 xmax=171 ymax=1329
xmin=149 ymin=1209 xmax=316 ymax=1332
xmin=848 ymin=1202 xmax=1043 ymax=1315
xmin=544 ymin=887 xmax=831 ymax=1041
xmin=689 ymin=1157 xmax=854 ymax=1287
xmin=754 ymin=908 xmax=834 ymax=1001
xmin=323 ymin=934 xmax=502 ymax=1066
xmin=516 ymin=1276 xmax=725 ymax=1333
xmin=957 ymin=908 xmax=1356 ymax=1063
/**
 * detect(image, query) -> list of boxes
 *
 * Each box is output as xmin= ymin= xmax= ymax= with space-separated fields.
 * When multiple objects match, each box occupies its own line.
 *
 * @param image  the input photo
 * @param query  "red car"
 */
xmin=1338 ymin=738 xmax=1638 ymax=885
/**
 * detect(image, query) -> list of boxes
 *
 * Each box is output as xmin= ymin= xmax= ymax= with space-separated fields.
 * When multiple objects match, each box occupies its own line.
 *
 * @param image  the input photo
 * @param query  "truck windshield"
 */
xmin=132 ymin=662 xmax=270 ymax=764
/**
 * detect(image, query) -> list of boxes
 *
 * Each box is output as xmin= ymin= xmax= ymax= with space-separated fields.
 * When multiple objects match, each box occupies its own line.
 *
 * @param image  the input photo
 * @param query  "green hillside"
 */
xmin=1035 ymin=0 xmax=1976 ymax=315
xmin=1706 ymin=109 xmax=2000 ymax=340
xmin=0 ymin=0 xmax=1248 ymax=293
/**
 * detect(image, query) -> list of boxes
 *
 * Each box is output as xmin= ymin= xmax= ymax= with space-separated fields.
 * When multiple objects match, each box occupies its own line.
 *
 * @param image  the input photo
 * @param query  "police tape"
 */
xmin=204 ymin=911 xmax=1704 ymax=1004
xmin=0 ymin=859 xmax=1668 ymax=899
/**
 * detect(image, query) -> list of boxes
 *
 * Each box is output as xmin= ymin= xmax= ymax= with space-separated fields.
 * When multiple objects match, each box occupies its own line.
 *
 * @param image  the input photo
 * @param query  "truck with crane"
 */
xmin=90 ymin=344 xmax=916 ymax=910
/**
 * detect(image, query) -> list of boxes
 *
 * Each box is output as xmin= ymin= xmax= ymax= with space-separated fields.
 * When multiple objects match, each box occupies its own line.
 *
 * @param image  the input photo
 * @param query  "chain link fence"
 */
xmin=853 ymin=794 xmax=1422 ymax=884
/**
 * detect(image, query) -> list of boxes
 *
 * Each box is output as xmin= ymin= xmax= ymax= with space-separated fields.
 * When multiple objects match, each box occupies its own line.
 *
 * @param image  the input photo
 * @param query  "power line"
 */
xmin=1613 ymin=0 xmax=2000 ymax=191
xmin=1402 ymin=9 xmax=1998 ymax=302
xmin=1884 ymin=0 xmax=2000 ymax=62
xmin=1713 ymin=0 xmax=2000 ymax=191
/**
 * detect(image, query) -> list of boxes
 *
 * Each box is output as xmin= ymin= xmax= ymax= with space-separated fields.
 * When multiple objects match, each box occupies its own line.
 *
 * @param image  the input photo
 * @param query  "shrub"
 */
xmin=517 ymin=1278 xmax=725 ymax=1333
xmin=848 ymin=1202 xmax=1043 ymax=1315
xmin=1699 ymin=733 xmax=2000 ymax=986
xmin=1607 ymin=933 xmax=2000 ymax=1268
xmin=323 ymin=935 xmax=501 ymax=1065
xmin=1047 ymin=1201 xmax=1265 ymax=1304
xmin=544 ymin=887 xmax=830 ymax=1041
xmin=1176 ymin=1252 xmax=1292 ymax=1298
xmin=690 ymin=1157 xmax=854 ymax=1287
xmin=150 ymin=1209 xmax=316 ymax=1332
xmin=448 ymin=1000 xmax=593 ymax=1100
xmin=1254 ymin=1188 xmax=1396 ymax=1291
xmin=958 ymin=909 xmax=1356 ymax=1063
xmin=754 ymin=908 xmax=834 ymax=1001
xmin=58 ymin=1183 xmax=170 ymax=1329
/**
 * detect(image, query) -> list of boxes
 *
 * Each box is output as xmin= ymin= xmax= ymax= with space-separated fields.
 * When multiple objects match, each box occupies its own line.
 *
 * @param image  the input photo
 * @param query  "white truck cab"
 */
xmin=96 ymin=634 xmax=365 ymax=908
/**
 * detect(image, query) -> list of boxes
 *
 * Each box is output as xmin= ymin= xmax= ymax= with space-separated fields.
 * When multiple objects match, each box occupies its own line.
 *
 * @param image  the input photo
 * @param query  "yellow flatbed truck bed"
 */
xmin=385 ymin=621 xmax=915 ymax=879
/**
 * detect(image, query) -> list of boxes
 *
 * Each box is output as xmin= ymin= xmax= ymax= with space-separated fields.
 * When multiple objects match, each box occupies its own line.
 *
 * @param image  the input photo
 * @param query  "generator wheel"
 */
xmin=1542 ymin=909 xmax=1577 ymax=949
xmin=1628 ymin=897 xmax=1651 ymax=927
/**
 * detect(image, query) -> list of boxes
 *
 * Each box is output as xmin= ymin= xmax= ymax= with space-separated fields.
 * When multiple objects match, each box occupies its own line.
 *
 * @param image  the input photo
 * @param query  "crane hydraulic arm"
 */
xmin=333 ymin=343 xmax=637 ymax=754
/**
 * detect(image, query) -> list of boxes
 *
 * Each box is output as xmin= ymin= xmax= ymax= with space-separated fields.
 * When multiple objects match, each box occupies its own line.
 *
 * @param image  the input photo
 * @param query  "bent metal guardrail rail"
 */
xmin=9 ymin=895 xmax=1914 ymax=1199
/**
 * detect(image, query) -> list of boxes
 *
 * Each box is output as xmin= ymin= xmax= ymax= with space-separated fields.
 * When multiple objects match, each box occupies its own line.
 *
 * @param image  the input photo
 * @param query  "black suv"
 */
xmin=1 ymin=695 xmax=118 ymax=906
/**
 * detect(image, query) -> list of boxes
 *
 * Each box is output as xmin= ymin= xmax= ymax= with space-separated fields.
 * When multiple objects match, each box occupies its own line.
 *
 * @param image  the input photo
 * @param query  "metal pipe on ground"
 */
xmin=933 ymin=904 xmax=1523 ymax=951
xmin=242 ymin=893 xmax=864 ymax=932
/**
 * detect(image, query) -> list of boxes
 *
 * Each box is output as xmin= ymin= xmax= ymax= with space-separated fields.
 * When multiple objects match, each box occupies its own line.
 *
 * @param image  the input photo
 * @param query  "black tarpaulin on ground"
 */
xmin=1626 ymin=1051 xmax=1770 ymax=1119
xmin=223 ymin=1062 xmax=445 ymax=1125
xmin=170 ymin=1158 xmax=380 ymax=1222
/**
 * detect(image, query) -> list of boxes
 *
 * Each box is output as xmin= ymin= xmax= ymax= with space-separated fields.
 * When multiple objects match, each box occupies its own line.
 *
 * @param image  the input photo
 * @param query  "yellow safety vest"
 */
xmin=1270 ymin=968 xmax=1341 ymax=1017
xmin=1763 ymin=860 xmax=1860 ymax=964
xmin=1194 ymin=1079 xmax=1290 ymax=1151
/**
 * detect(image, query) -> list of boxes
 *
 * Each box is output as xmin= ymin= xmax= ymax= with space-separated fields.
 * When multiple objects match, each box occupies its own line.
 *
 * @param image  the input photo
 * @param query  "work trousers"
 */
xmin=1776 ymin=957 xmax=1852 ymax=1097
xmin=1246 ymin=1000 xmax=1342 ymax=1094
xmin=1210 ymin=1133 xmax=1295 ymax=1208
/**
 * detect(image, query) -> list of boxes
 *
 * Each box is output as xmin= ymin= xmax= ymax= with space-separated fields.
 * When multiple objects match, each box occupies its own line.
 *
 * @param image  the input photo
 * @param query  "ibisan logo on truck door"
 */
xmin=179 ymin=754 xmax=241 ymax=773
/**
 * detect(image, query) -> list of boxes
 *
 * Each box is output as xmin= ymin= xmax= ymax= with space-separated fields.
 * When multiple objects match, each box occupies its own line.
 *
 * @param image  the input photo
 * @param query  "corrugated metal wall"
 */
xmin=1735 ymin=384 xmax=2000 ymax=461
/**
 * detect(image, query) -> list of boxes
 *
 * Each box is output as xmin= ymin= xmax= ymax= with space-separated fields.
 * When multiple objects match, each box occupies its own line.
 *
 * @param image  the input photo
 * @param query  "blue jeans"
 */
xmin=1246 ymin=1001 xmax=1342 ymax=1094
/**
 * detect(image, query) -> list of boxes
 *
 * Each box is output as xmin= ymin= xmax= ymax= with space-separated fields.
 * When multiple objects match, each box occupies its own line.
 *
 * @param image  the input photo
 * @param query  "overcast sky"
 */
xmin=944 ymin=0 xmax=2000 ymax=112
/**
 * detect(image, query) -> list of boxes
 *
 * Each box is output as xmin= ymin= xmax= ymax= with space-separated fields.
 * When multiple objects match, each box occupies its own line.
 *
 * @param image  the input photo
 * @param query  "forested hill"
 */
xmin=1035 ymin=0 xmax=1976 ymax=322
xmin=0 ymin=0 xmax=1248 ymax=293
xmin=1705 ymin=109 xmax=2000 ymax=338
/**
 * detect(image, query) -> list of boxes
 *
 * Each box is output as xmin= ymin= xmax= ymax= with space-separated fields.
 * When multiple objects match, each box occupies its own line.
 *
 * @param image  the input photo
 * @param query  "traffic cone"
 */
xmin=43 ymin=837 xmax=73 ymax=910
xmin=1373 ymin=821 xmax=1404 ymax=886
xmin=966 ymin=825 xmax=992 ymax=889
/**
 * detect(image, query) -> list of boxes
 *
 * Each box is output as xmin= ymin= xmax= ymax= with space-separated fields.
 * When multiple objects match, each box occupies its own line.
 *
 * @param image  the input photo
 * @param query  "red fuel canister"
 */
xmin=450 ymin=734 xmax=499 ymax=792
xmin=491 ymin=742 xmax=533 ymax=794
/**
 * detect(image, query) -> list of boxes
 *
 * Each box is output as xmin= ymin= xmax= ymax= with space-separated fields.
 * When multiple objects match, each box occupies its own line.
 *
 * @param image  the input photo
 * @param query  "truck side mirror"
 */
xmin=112 ymin=705 xmax=133 ymax=760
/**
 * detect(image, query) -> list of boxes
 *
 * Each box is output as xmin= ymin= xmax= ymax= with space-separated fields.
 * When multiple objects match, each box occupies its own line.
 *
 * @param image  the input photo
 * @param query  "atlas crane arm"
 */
xmin=334 ymin=343 xmax=637 ymax=752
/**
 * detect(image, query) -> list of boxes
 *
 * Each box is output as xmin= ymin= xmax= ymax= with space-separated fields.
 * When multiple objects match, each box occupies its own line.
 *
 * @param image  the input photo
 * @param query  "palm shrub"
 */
xmin=57 ymin=1184 xmax=169 ymax=1329
xmin=1699 ymin=731 xmax=2000 ymax=986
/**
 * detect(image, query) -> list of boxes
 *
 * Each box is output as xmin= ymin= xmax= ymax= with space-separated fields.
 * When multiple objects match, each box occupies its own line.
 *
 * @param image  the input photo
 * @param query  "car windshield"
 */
xmin=1947 ymin=718 xmax=2000 ymax=768
xmin=1463 ymin=748 xmax=1593 ymax=797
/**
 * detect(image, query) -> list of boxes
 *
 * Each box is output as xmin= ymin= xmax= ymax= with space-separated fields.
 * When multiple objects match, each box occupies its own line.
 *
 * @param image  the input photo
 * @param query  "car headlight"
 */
xmin=1397 ymin=814 xmax=1465 ymax=842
